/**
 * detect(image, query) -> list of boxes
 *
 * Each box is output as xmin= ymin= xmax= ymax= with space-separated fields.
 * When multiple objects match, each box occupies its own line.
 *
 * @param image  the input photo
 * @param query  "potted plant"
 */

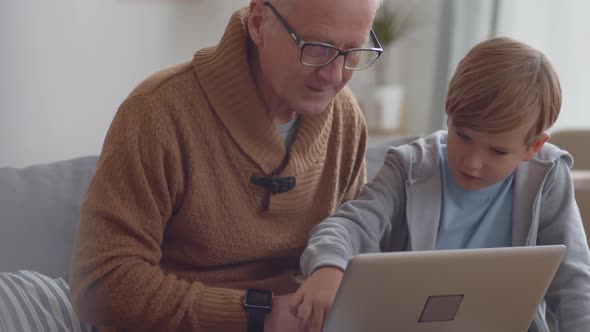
xmin=369 ymin=4 xmax=411 ymax=135
xmin=372 ymin=5 xmax=411 ymax=84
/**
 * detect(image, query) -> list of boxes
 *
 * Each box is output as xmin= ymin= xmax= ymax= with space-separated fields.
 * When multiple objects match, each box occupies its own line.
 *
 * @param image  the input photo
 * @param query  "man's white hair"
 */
xmin=370 ymin=0 xmax=384 ymax=12
xmin=276 ymin=0 xmax=383 ymax=16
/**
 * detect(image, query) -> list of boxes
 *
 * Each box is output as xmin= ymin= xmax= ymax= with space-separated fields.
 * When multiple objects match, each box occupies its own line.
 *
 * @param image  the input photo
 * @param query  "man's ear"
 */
xmin=248 ymin=1 xmax=265 ymax=47
xmin=522 ymin=132 xmax=550 ymax=161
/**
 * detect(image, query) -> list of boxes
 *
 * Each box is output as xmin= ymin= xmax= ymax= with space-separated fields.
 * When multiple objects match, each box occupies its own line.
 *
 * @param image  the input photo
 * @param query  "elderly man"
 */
xmin=69 ymin=0 xmax=382 ymax=331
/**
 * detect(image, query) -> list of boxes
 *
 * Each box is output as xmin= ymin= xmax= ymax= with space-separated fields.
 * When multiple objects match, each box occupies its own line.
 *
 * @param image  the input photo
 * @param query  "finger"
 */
xmin=308 ymin=302 xmax=325 ymax=332
xmin=296 ymin=301 xmax=312 ymax=326
xmin=321 ymin=306 xmax=329 ymax=331
xmin=288 ymin=292 xmax=304 ymax=316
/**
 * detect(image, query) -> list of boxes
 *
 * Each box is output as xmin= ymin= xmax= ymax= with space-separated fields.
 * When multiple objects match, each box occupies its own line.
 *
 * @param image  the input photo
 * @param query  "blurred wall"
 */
xmin=0 ymin=0 xmax=248 ymax=167
xmin=1 ymin=0 xmax=450 ymax=167
xmin=347 ymin=0 xmax=445 ymax=138
xmin=428 ymin=0 xmax=498 ymax=131
xmin=497 ymin=0 xmax=590 ymax=132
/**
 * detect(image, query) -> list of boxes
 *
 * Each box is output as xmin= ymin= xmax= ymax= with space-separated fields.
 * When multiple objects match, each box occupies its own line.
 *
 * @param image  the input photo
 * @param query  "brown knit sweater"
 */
xmin=70 ymin=7 xmax=367 ymax=332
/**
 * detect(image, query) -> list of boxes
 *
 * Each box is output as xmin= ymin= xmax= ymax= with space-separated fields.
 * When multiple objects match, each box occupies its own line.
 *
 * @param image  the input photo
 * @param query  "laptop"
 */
xmin=322 ymin=245 xmax=566 ymax=332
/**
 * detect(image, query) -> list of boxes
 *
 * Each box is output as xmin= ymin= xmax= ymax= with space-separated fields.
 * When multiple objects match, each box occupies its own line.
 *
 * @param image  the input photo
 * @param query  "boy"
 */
xmin=291 ymin=37 xmax=590 ymax=332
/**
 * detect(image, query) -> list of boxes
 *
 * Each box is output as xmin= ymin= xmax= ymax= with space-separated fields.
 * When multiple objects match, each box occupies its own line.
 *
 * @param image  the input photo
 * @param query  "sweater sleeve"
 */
xmin=538 ymin=158 xmax=590 ymax=331
xmin=300 ymin=148 xmax=407 ymax=277
xmin=69 ymin=96 xmax=247 ymax=332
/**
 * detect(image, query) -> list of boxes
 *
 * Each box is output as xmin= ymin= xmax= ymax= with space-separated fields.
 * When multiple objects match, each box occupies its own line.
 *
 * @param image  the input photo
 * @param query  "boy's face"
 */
xmin=446 ymin=121 xmax=548 ymax=191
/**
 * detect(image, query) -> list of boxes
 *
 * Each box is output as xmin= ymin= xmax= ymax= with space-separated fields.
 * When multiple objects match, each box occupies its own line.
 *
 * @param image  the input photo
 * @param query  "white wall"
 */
xmin=1 ymin=0 xmax=446 ymax=167
xmin=497 ymin=0 xmax=590 ymax=132
xmin=428 ymin=0 xmax=590 ymax=133
xmin=428 ymin=0 xmax=498 ymax=131
xmin=447 ymin=0 xmax=497 ymax=78
xmin=348 ymin=0 xmax=444 ymax=137
xmin=0 ymin=0 xmax=248 ymax=167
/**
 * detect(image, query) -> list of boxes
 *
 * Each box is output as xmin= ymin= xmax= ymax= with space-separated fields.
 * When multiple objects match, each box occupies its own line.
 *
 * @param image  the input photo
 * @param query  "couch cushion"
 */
xmin=0 ymin=156 xmax=98 ymax=279
xmin=0 ymin=270 xmax=96 ymax=331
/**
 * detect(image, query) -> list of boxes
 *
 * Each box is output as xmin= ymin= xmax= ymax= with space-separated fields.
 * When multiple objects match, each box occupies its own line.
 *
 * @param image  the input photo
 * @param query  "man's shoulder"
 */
xmin=110 ymin=61 xmax=200 ymax=140
xmin=128 ymin=61 xmax=195 ymax=99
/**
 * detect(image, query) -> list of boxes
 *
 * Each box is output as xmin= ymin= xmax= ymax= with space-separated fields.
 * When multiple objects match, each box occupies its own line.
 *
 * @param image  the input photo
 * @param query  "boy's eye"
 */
xmin=457 ymin=131 xmax=471 ymax=141
xmin=491 ymin=149 xmax=508 ymax=155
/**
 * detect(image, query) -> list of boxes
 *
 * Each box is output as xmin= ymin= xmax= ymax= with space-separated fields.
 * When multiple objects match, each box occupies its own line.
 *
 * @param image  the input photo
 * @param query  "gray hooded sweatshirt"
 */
xmin=301 ymin=131 xmax=590 ymax=332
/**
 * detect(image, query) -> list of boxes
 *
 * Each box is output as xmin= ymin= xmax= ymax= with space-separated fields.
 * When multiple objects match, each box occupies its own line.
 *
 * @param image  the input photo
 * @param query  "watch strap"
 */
xmin=247 ymin=307 xmax=267 ymax=332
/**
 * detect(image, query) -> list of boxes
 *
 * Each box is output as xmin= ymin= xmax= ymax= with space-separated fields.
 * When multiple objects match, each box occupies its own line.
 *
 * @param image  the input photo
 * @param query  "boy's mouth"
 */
xmin=460 ymin=170 xmax=480 ymax=180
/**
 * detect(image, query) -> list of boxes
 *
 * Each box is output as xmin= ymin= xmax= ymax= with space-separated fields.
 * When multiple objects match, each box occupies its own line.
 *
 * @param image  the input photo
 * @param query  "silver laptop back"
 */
xmin=323 ymin=245 xmax=565 ymax=332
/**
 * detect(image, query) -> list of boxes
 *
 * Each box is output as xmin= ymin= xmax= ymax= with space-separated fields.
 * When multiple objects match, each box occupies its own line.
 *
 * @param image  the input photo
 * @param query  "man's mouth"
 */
xmin=306 ymin=85 xmax=325 ymax=93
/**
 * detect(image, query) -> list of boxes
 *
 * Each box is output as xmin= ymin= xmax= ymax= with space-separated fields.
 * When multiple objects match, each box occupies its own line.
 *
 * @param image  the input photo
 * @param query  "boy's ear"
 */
xmin=248 ymin=0 xmax=265 ymax=47
xmin=522 ymin=132 xmax=550 ymax=161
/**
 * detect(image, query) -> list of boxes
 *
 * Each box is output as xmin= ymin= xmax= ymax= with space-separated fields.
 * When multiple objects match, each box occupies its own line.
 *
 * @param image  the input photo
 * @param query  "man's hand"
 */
xmin=264 ymin=293 xmax=304 ymax=332
xmin=290 ymin=267 xmax=344 ymax=332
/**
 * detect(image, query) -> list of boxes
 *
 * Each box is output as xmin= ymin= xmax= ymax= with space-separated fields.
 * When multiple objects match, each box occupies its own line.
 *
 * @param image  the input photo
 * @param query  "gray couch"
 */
xmin=0 ymin=156 xmax=98 ymax=278
xmin=2 ymin=135 xmax=586 ymax=332
xmin=0 ymin=137 xmax=416 ymax=278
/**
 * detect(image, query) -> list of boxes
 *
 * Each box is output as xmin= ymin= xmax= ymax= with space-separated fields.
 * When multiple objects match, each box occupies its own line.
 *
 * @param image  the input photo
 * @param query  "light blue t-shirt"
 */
xmin=436 ymin=145 xmax=514 ymax=250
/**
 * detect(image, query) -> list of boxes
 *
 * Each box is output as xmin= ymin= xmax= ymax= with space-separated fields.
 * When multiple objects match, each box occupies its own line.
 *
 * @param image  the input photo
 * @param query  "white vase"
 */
xmin=369 ymin=84 xmax=405 ymax=134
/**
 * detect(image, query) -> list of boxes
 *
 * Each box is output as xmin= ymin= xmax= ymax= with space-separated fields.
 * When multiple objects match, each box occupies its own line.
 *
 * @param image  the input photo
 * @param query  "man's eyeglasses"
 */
xmin=263 ymin=2 xmax=383 ymax=71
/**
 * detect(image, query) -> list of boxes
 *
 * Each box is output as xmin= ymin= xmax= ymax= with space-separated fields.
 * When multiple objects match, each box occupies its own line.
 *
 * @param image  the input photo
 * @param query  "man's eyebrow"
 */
xmin=299 ymin=29 xmax=334 ymax=45
xmin=351 ymin=35 xmax=370 ymax=48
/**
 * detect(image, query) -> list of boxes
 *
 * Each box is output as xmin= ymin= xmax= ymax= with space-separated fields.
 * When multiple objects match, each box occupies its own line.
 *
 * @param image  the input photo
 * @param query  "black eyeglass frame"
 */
xmin=263 ymin=1 xmax=383 ymax=70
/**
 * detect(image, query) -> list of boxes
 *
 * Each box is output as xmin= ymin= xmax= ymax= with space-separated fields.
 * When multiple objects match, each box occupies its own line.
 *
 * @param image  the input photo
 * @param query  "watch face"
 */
xmin=246 ymin=289 xmax=273 ymax=307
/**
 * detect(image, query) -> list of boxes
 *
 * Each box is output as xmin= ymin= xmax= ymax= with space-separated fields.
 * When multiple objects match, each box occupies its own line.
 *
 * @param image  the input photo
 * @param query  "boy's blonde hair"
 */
xmin=445 ymin=37 xmax=561 ymax=145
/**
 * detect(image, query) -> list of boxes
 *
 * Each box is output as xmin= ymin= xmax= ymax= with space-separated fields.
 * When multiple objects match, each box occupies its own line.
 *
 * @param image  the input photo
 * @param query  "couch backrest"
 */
xmin=0 ymin=156 xmax=98 ymax=279
xmin=549 ymin=130 xmax=590 ymax=243
xmin=550 ymin=129 xmax=590 ymax=170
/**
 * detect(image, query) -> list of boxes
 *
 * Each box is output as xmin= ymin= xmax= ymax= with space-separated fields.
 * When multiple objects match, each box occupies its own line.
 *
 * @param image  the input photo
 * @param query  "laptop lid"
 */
xmin=322 ymin=245 xmax=565 ymax=332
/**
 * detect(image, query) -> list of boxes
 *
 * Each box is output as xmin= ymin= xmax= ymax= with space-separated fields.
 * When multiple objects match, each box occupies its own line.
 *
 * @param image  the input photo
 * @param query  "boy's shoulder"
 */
xmin=531 ymin=142 xmax=573 ymax=167
xmin=385 ymin=131 xmax=446 ymax=180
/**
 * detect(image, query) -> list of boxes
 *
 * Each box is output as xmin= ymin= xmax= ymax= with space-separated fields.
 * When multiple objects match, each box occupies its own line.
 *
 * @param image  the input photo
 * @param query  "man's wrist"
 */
xmin=243 ymin=289 xmax=273 ymax=332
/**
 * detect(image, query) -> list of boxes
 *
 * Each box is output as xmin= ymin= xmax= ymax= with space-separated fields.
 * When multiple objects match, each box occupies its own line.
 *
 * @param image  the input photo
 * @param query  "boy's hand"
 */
xmin=290 ymin=267 xmax=344 ymax=332
xmin=264 ymin=293 xmax=304 ymax=332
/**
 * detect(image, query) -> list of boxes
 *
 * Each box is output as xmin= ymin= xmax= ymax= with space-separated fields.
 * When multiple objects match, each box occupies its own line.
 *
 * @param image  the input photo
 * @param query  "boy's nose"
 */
xmin=462 ymin=153 xmax=484 ymax=171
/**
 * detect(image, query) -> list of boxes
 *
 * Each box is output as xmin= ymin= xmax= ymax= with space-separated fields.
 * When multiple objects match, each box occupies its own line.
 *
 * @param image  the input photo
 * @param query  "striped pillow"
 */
xmin=0 ymin=270 xmax=96 ymax=332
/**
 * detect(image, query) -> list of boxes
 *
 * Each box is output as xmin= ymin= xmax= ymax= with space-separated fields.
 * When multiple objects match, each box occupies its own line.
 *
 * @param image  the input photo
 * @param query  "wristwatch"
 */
xmin=243 ymin=289 xmax=273 ymax=332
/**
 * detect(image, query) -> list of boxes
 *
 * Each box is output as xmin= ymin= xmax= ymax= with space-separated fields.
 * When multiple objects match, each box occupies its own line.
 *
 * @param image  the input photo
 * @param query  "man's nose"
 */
xmin=315 ymin=56 xmax=344 ymax=85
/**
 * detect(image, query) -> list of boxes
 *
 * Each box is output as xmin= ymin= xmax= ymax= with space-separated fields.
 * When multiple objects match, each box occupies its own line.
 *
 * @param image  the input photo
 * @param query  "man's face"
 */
xmin=254 ymin=0 xmax=375 ymax=115
xmin=446 ymin=121 xmax=541 ymax=191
